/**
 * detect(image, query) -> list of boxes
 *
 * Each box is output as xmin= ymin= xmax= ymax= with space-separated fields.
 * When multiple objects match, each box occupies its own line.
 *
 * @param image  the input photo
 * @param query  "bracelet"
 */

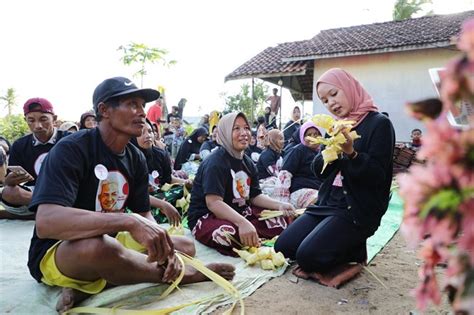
xmin=347 ymin=151 xmax=358 ymax=160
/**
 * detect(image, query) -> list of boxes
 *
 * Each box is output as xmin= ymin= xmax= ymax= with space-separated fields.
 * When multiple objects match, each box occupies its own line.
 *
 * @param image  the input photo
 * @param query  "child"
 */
xmin=408 ymin=128 xmax=422 ymax=150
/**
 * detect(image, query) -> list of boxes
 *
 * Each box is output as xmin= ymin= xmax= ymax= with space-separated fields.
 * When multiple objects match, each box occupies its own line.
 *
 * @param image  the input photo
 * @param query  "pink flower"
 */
xmin=424 ymin=216 xmax=458 ymax=249
xmin=414 ymin=242 xmax=443 ymax=310
xmin=458 ymin=199 xmax=474 ymax=263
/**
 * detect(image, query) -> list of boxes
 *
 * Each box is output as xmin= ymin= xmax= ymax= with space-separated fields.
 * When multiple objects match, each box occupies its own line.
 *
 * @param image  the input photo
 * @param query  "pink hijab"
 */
xmin=316 ymin=68 xmax=378 ymax=127
xmin=299 ymin=121 xmax=321 ymax=147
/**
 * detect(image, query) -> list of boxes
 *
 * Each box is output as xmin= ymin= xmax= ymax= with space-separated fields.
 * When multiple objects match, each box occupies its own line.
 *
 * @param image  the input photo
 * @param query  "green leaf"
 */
xmin=419 ymin=188 xmax=462 ymax=219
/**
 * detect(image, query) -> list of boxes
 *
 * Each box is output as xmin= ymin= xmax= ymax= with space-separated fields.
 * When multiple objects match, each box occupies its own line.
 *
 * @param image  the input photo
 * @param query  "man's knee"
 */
xmin=65 ymin=236 xmax=123 ymax=264
xmin=171 ymin=236 xmax=196 ymax=257
xmin=2 ymin=185 xmax=18 ymax=204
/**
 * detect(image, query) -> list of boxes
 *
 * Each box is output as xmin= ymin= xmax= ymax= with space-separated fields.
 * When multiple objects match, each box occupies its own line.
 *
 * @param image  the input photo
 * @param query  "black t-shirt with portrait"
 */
xmin=27 ymin=128 xmax=150 ymax=282
xmin=188 ymin=147 xmax=261 ymax=230
xmin=8 ymin=130 xmax=70 ymax=186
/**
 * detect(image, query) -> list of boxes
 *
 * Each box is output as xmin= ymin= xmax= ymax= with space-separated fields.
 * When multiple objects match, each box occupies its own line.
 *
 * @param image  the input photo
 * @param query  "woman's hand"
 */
xmin=160 ymin=201 xmax=182 ymax=226
xmin=279 ymin=202 xmax=297 ymax=218
xmin=340 ymin=128 xmax=355 ymax=155
xmin=184 ymin=179 xmax=193 ymax=189
xmin=237 ymin=219 xmax=260 ymax=247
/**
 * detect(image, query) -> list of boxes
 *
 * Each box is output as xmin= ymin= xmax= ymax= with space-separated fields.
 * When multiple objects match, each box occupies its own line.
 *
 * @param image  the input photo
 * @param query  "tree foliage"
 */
xmin=224 ymin=81 xmax=269 ymax=124
xmin=0 ymin=88 xmax=18 ymax=117
xmin=392 ymin=0 xmax=432 ymax=21
xmin=0 ymin=114 xmax=29 ymax=142
xmin=117 ymin=42 xmax=177 ymax=87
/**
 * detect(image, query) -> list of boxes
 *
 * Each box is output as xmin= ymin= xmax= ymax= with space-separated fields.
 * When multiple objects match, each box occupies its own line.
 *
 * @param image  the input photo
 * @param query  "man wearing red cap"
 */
xmin=0 ymin=98 xmax=70 ymax=220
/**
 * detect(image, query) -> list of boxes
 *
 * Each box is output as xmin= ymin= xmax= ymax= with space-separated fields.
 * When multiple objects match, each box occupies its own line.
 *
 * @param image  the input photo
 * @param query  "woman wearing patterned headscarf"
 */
xmin=256 ymin=129 xmax=284 ymax=180
xmin=281 ymin=121 xmax=323 ymax=208
xmin=188 ymin=112 xmax=296 ymax=256
xmin=276 ymin=68 xmax=395 ymax=279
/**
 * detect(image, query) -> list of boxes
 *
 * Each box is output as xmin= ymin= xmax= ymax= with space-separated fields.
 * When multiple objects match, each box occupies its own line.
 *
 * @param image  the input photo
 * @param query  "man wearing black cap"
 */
xmin=27 ymin=77 xmax=234 ymax=313
xmin=0 ymin=97 xmax=70 ymax=220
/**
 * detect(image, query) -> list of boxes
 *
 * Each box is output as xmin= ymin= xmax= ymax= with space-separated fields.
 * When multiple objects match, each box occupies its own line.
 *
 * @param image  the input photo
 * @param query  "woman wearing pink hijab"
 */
xmin=275 ymin=68 xmax=395 ymax=279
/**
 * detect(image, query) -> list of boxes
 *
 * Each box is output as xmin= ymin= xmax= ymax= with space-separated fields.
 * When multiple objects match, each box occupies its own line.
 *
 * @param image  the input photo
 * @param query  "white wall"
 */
xmin=311 ymin=48 xmax=458 ymax=141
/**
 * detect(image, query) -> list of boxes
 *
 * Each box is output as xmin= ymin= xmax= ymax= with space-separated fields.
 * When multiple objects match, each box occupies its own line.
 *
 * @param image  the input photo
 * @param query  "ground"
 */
xmin=219 ymin=231 xmax=451 ymax=315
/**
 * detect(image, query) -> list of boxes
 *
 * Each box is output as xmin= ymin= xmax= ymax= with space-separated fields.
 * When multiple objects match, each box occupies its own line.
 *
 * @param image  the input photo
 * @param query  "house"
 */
xmin=225 ymin=10 xmax=474 ymax=141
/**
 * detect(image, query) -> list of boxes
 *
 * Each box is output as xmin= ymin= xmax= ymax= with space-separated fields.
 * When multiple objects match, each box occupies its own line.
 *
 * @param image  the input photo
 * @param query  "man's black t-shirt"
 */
xmin=8 ymin=130 xmax=70 ymax=186
xmin=188 ymin=147 xmax=261 ymax=230
xmin=27 ymin=128 xmax=150 ymax=282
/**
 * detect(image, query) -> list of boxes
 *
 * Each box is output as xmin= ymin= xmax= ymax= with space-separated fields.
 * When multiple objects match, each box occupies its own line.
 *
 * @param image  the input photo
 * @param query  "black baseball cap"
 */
xmin=92 ymin=77 xmax=160 ymax=109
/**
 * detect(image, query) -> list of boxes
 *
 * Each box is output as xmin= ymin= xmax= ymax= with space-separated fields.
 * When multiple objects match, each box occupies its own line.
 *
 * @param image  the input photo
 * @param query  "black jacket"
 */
xmin=310 ymin=112 xmax=395 ymax=236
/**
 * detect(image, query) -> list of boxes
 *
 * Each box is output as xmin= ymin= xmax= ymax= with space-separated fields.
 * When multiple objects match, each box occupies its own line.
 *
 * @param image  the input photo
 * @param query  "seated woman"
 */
xmin=283 ymin=106 xmax=301 ymax=144
xmin=174 ymin=127 xmax=208 ymax=170
xmin=281 ymin=122 xmax=323 ymax=208
xmin=132 ymin=119 xmax=191 ymax=225
xmin=199 ymin=125 xmax=219 ymax=160
xmin=188 ymin=112 xmax=295 ymax=256
xmin=282 ymin=127 xmax=301 ymax=157
xmin=275 ymin=68 xmax=395 ymax=277
xmin=256 ymin=129 xmax=284 ymax=180
xmin=244 ymin=131 xmax=262 ymax=162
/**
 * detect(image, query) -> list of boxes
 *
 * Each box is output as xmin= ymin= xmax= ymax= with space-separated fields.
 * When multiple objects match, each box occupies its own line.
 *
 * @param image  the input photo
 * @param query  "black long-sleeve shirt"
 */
xmin=309 ymin=112 xmax=395 ymax=236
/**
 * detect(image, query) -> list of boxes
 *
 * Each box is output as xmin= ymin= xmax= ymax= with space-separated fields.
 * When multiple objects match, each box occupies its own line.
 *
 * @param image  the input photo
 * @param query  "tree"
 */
xmin=0 ymin=88 xmax=17 ymax=117
xmin=118 ymin=42 xmax=176 ymax=87
xmin=224 ymin=81 xmax=269 ymax=124
xmin=392 ymin=0 xmax=432 ymax=21
xmin=0 ymin=114 xmax=29 ymax=142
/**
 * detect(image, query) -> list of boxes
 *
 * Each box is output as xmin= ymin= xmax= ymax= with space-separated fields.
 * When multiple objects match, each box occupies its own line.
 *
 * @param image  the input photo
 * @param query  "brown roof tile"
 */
xmin=289 ymin=10 xmax=474 ymax=59
xmin=225 ymin=10 xmax=474 ymax=81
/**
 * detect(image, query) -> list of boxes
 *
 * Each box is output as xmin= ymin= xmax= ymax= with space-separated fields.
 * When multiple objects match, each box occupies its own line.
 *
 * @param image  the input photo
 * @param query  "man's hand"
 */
xmin=237 ymin=219 xmax=260 ymax=247
xmin=128 ymin=213 xmax=174 ymax=265
xmin=4 ymin=167 xmax=34 ymax=186
xmin=160 ymin=201 xmax=181 ymax=226
xmin=161 ymin=252 xmax=183 ymax=283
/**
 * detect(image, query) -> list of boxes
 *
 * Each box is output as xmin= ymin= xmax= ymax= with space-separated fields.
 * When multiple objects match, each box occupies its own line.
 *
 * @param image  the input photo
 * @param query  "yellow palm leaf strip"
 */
xmin=178 ymin=252 xmax=244 ymax=315
xmin=258 ymin=208 xmax=306 ymax=221
xmin=223 ymin=231 xmax=244 ymax=248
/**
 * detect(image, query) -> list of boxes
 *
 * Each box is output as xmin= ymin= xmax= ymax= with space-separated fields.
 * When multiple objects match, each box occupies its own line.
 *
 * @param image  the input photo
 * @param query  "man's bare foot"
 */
xmin=181 ymin=263 xmax=235 ymax=284
xmin=56 ymin=287 xmax=91 ymax=314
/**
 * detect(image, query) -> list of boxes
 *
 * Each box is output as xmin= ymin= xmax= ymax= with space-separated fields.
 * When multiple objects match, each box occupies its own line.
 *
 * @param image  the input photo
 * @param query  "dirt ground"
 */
xmin=220 ymin=231 xmax=451 ymax=315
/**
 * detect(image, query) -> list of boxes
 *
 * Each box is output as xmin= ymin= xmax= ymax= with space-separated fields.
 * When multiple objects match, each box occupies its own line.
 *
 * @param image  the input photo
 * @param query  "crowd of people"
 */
xmin=0 ymin=68 xmax=398 ymax=312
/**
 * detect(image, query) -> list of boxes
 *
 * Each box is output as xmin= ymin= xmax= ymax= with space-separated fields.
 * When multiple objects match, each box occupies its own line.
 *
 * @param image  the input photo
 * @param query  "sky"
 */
xmin=1 ymin=0 xmax=473 ymax=123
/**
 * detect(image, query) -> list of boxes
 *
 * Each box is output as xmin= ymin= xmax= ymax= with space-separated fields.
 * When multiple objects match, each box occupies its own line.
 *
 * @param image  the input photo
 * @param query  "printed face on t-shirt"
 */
xmin=231 ymin=169 xmax=250 ymax=201
xmin=95 ymin=171 xmax=129 ymax=212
